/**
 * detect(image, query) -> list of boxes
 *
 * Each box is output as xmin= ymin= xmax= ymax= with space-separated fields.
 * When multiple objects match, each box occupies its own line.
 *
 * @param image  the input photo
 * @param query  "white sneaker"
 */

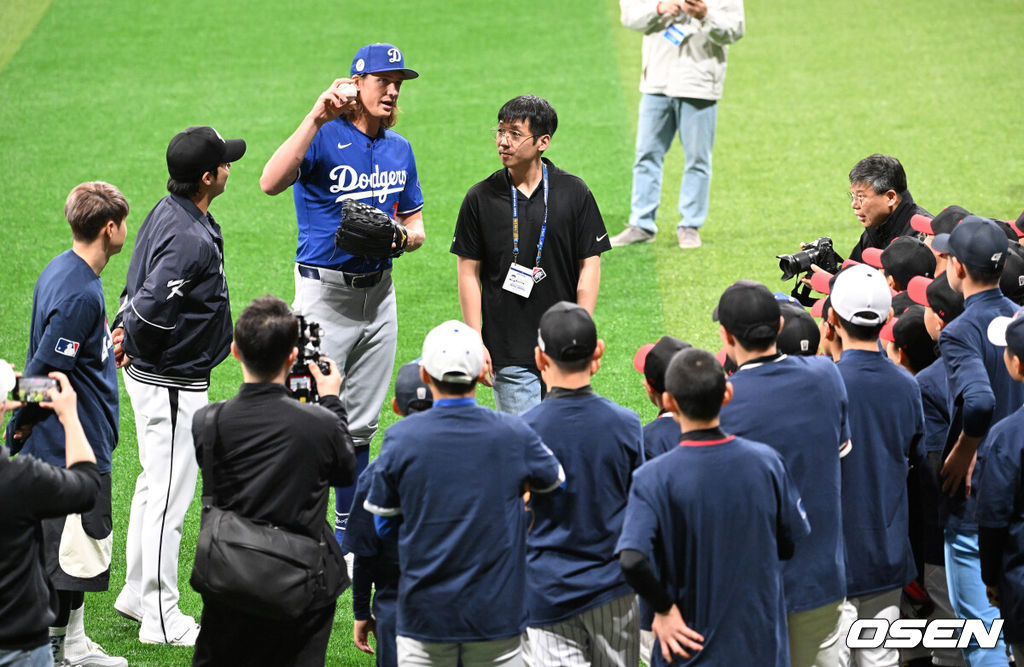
xmin=677 ymin=227 xmax=702 ymax=249
xmin=139 ymin=617 xmax=200 ymax=646
xmin=344 ymin=551 xmax=355 ymax=580
xmin=64 ymin=636 xmax=128 ymax=667
xmin=610 ymin=226 xmax=656 ymax=247
xmin=112 ymin=589 xmax=141 ymax=623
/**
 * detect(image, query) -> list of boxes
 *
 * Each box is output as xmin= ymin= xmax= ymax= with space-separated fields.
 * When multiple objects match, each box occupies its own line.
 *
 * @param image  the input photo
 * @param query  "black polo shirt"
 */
xmin=451 ymin=158 xmax=610 ymax=369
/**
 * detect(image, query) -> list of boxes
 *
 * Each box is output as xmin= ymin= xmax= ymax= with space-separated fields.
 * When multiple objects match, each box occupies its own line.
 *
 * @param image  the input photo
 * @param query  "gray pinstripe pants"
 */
xmin=526 ymin=593 xmax=639 ymax=667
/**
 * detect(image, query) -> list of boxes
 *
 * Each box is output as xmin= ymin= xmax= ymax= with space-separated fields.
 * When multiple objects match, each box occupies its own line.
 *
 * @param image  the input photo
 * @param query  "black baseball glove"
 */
xmin=335 ymin=200 xmax=408 ymax=259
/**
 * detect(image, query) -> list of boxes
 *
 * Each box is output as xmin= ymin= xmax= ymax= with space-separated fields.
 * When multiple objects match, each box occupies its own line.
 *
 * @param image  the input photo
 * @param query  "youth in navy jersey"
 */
xmin=260 ymin=43 xmax=426 ymax=545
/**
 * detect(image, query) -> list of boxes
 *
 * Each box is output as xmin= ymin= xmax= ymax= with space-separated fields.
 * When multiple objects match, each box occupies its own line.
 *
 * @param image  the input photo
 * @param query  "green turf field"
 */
xmin=1 ymin=0 xmax=1023 ymax=663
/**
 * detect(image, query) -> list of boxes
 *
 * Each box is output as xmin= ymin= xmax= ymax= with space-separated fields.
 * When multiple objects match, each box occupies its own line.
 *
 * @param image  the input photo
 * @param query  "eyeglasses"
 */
xmin=492 ymin=127 xmax=536 ymax=144
xmin=847 ymin=192 xmax=869 ymax=205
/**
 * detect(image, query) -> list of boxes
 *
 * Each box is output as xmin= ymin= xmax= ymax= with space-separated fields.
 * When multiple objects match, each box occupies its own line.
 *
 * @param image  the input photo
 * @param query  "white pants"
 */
xmin=788 ymin=598 xmax=847 ymax=667
xmin=526 ymin=594 xmax=638 ymax=667
xmin=121 ymin=373 xmax=205 ymax=642
xmin=397 ymin=635 xmax=521 ymax=666
xmin=838 ymin=589 xmax=901 ymax=667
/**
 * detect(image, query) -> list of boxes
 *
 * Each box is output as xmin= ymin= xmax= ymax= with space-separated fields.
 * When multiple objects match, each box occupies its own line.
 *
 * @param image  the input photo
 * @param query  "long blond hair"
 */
xmin=340 ymin=75 xmax=400 ymax=130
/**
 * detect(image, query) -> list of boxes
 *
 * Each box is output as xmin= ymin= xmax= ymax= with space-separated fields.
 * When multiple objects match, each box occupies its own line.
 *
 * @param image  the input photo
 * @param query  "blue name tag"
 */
xmin=663 ymin=23 xmax=690 ymax=45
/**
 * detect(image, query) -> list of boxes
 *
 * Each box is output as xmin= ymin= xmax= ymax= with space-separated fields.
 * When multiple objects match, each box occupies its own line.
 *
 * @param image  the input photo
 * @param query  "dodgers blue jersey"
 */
xmin=364 ymin=399 xmax=563 ymax=642
xmin=520 ymin=390 xmax=644 ymax=625
xmin=19 ymin=250 xmax=118 ymax=472
xmin=836 ymin=349 xmax=922 ymax=597
xmin=294 ymin=117 xmax=424 ymax=273
xmin=720 ymin=354 xmax=850 ymax=613
xmin=976 ymin=405 xmax=1024 ymax=643
xmin=643 ymin=412 xmax=681 ymax=461
xmin=617 ymin=434 xmax=810 ymax=666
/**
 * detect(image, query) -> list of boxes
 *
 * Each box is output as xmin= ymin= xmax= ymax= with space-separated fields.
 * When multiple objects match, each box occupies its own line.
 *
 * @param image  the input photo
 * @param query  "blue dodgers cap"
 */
xmin=350 ymin=43 xmax=419 ymax=79
xmin=934 ymin=215 xmax=1009 ymax=271
xmin=987 ymin=310 xmax=1024 ymax=359
xmin=394 ymin=358 xmax=432 ymax=414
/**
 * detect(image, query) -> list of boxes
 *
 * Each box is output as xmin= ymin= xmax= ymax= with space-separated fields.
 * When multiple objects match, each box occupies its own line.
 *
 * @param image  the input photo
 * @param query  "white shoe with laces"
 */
xmin=64 ymin=636 xmax=128 ymax=667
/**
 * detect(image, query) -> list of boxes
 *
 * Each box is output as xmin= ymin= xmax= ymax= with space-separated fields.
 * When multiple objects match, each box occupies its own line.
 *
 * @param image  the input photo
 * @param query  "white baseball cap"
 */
xmin=421 ymin=320 xmax=483 ymax=385
xmin=830 ymin=264 xmax=892 ymax=326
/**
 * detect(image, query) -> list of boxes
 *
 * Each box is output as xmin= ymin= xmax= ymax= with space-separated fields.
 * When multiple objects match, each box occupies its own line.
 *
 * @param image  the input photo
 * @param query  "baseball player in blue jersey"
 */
xmin=261 ymin=43 xmax=425 ymax=544
xmin=633 ymin=336 xmax=688 ymax=461
xmin=521 ymin=302 xmax=644 ymax=666
xmin=617 ymin=347 xmax=810 ymax=666
xmin=6 ymin=182 xmax=129 ymax=666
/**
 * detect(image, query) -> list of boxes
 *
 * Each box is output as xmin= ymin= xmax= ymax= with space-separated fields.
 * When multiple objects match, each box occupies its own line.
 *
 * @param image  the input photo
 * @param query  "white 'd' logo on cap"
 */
xmin=387 ymin=48 xmax=401 ymax=63
xmin=355 ymin=58 xmax=365 ymax=72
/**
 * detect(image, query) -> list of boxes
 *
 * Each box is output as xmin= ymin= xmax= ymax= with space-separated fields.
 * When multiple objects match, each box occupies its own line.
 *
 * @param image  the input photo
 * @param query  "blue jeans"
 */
xmin=492 ymin=366 xmax=541 ymax=415
xmin=0 ymin=644 xmax=52 ymax=666
xmin=629 ymin=94 xmax=717 ymax=233
xmin=944 ymin=529 xmax=1008 ymax=666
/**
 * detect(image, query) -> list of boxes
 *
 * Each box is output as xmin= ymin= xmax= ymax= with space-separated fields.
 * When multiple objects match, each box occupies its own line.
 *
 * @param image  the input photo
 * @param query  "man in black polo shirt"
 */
xmin=451 ymin=95 xmax=611 ymax=414
xmin=847 ymin=153 xmax=931 ymax=263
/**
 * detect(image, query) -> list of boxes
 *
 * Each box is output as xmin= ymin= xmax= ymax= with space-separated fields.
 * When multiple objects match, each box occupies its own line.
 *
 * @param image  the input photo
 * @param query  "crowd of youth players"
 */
xmin=5 ymin=39 xmax=1024 ymax=667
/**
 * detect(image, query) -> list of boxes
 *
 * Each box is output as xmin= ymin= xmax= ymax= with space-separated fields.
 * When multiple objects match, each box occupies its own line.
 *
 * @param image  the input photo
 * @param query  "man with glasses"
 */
xmin=847 ymin=153 xmax=931 ymax=263
xmin=451 ymin=95 xmax=610 ymax=414
xmin=260 ymin=43 xmax=425 ymax=546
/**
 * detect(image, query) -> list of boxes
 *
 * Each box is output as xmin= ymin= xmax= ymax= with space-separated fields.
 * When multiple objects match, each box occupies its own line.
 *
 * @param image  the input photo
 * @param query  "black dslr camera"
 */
xmin=286 ymin=315 xmax=331 ymax=403
xmin=776 ymin=237 xmax=844 ymax=306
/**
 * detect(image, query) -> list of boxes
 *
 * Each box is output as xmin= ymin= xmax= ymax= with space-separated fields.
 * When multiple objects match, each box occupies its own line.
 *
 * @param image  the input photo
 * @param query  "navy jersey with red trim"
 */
xmin=294 ymin=117 xmax=423 ymax=273
xmin=642 ymin=412 xmax=681 ymax=461
xmin=13 ymin=250 xmax=118 ymax=472
xmin=617 ymin=433 xmax=809 ymax=666
xmin=719 ymin=354 xmax=849 ymax=613
xmin=520 ymin=389 xmax=644 ymax=625
xmin=836 ymin=349 xmax=922 ymax=597
xmin=363 ymin=399 xmax=563 ymax=642
xmin=976 ymin=405 xmax=1024 ymax=643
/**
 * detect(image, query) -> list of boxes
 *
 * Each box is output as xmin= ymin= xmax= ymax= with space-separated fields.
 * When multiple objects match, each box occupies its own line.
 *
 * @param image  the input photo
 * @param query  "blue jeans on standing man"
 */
xmin=629 ymin=93 xmax=717 ymax=233
xmin=492 ymin=366 xmax=542 ymax=416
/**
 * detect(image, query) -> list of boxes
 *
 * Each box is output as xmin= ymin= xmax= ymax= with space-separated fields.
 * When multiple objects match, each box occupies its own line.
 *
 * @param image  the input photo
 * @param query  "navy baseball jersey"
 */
xmin=976 ymin=405 xmax=1024 ymax=643
xmin=642 ymin=412 xmax=681 ymax=461
xmin=617 ymin=431 xmax=809 ymax=666
xmin=939 ymin=288 xmax=1024 ymax=532
xmin=17 ymin=250 xmax=118 ymax=472
xmin=520 ymin=388 xmax=644 ymax=625
xmin=294 ymin=117 xmax=423 ymax=273
xmin=364 ymin=398 xmax=563 ymax=642
xmin=836 ymin=349 xmax=922 ymax=597
xmin=719 ymin=353 xmax=850 ymax=614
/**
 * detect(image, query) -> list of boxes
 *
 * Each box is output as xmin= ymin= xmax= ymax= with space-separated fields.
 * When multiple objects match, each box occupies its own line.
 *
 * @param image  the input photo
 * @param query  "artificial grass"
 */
xmin=1 ymin=0 xmax=1023 ymax=664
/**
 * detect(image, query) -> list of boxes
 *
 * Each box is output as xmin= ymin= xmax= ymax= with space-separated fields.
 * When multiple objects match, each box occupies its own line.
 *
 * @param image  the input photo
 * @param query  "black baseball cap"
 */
xmin=1000 ymin=243 xmax=1024 ymax=305
xmin=926 ymin=205 xmax=972 ymax=237
xmin=394 ymin=359 xmax=432 ymax=414
xmin=634 ymin=336 xmax=692 ymax=393
xmin=891 ymin=290 xmax=914 ymax=317
xmin=891 ymin=305 xmax=932 ymax=351
xmin=166 ymin=126 xmax=246 ymax=182
xmin=932 ymin=215 xmax=1009 ymax=271
xmin=777 ymin=303 xmax=819 ymax=356
xmin=908 ymin=273 xmax=964 ymax=323
xmin=713 ymin=280 xmax=781 ymax=340
xmin=880 ymin=237 xmax=935 ymax=288
xmin=537 ymin=301 xmax=597 ymax=362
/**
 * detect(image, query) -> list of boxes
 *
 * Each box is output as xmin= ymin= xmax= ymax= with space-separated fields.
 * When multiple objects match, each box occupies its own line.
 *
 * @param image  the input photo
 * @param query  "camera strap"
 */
xmin=198 ymin=401 xmax=226 ymax=507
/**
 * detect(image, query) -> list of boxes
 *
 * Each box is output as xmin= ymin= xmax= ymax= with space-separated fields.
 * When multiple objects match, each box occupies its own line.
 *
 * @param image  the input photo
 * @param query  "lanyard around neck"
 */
xmin=511 ymin=163 xmax=549 ymax=269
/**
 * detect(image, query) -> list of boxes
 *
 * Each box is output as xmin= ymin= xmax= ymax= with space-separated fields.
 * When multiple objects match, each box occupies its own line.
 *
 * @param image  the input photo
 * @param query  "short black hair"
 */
xmin=498 ymin=95 xmax=557 ymax=140
xmin=233 ymin=295 xmax=299 ymax=381
xmin=963 ymin=262 xmax=1003 ymax=285
xmin=849 ymin=154 xmax=908 ymax=194
xmin=664 ymin=348 xmax=726 ymax=422
xmin=834 ymin=313 xmax=885 ymax=343
xmin=166 ymin=164 xmax=220 ymax=197
xmin=428 ymin=375 xmax=477 ymax=396
xmin=551 ymin=356 xmax=592 ymax=374
xmin=734 ymin=329 xmax=778 ymax=353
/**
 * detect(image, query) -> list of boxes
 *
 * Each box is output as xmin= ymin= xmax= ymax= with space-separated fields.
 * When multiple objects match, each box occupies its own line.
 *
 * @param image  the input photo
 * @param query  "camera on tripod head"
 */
xmin=286 ymin=315 xmax=331 ymax=403
xmin=776 ymin=237 xmax=844 ymax=307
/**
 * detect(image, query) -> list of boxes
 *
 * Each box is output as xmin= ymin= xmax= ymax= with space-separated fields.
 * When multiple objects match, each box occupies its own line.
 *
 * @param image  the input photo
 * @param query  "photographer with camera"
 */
xmin=190 ymin=295 xmax=356 ymax=666
xmin=847 ymin=154 xmax=931 ymax=263
xmin=1 ymin=372 xmax=101 ymax=667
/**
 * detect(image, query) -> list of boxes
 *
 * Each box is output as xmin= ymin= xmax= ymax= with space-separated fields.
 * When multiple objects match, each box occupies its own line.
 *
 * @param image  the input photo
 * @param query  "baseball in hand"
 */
xmin=338 ymin=83 xmax=358 ymax=101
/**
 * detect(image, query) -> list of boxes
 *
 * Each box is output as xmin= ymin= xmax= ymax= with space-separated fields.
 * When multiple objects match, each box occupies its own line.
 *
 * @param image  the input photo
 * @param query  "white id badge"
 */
xmin=502 ymin=263 xmax=534 ymax=298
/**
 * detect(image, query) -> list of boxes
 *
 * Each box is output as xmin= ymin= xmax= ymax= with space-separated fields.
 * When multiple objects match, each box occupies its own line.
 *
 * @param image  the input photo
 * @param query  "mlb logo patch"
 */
xmin=55 ymin=338 xmax=80 ymax=358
